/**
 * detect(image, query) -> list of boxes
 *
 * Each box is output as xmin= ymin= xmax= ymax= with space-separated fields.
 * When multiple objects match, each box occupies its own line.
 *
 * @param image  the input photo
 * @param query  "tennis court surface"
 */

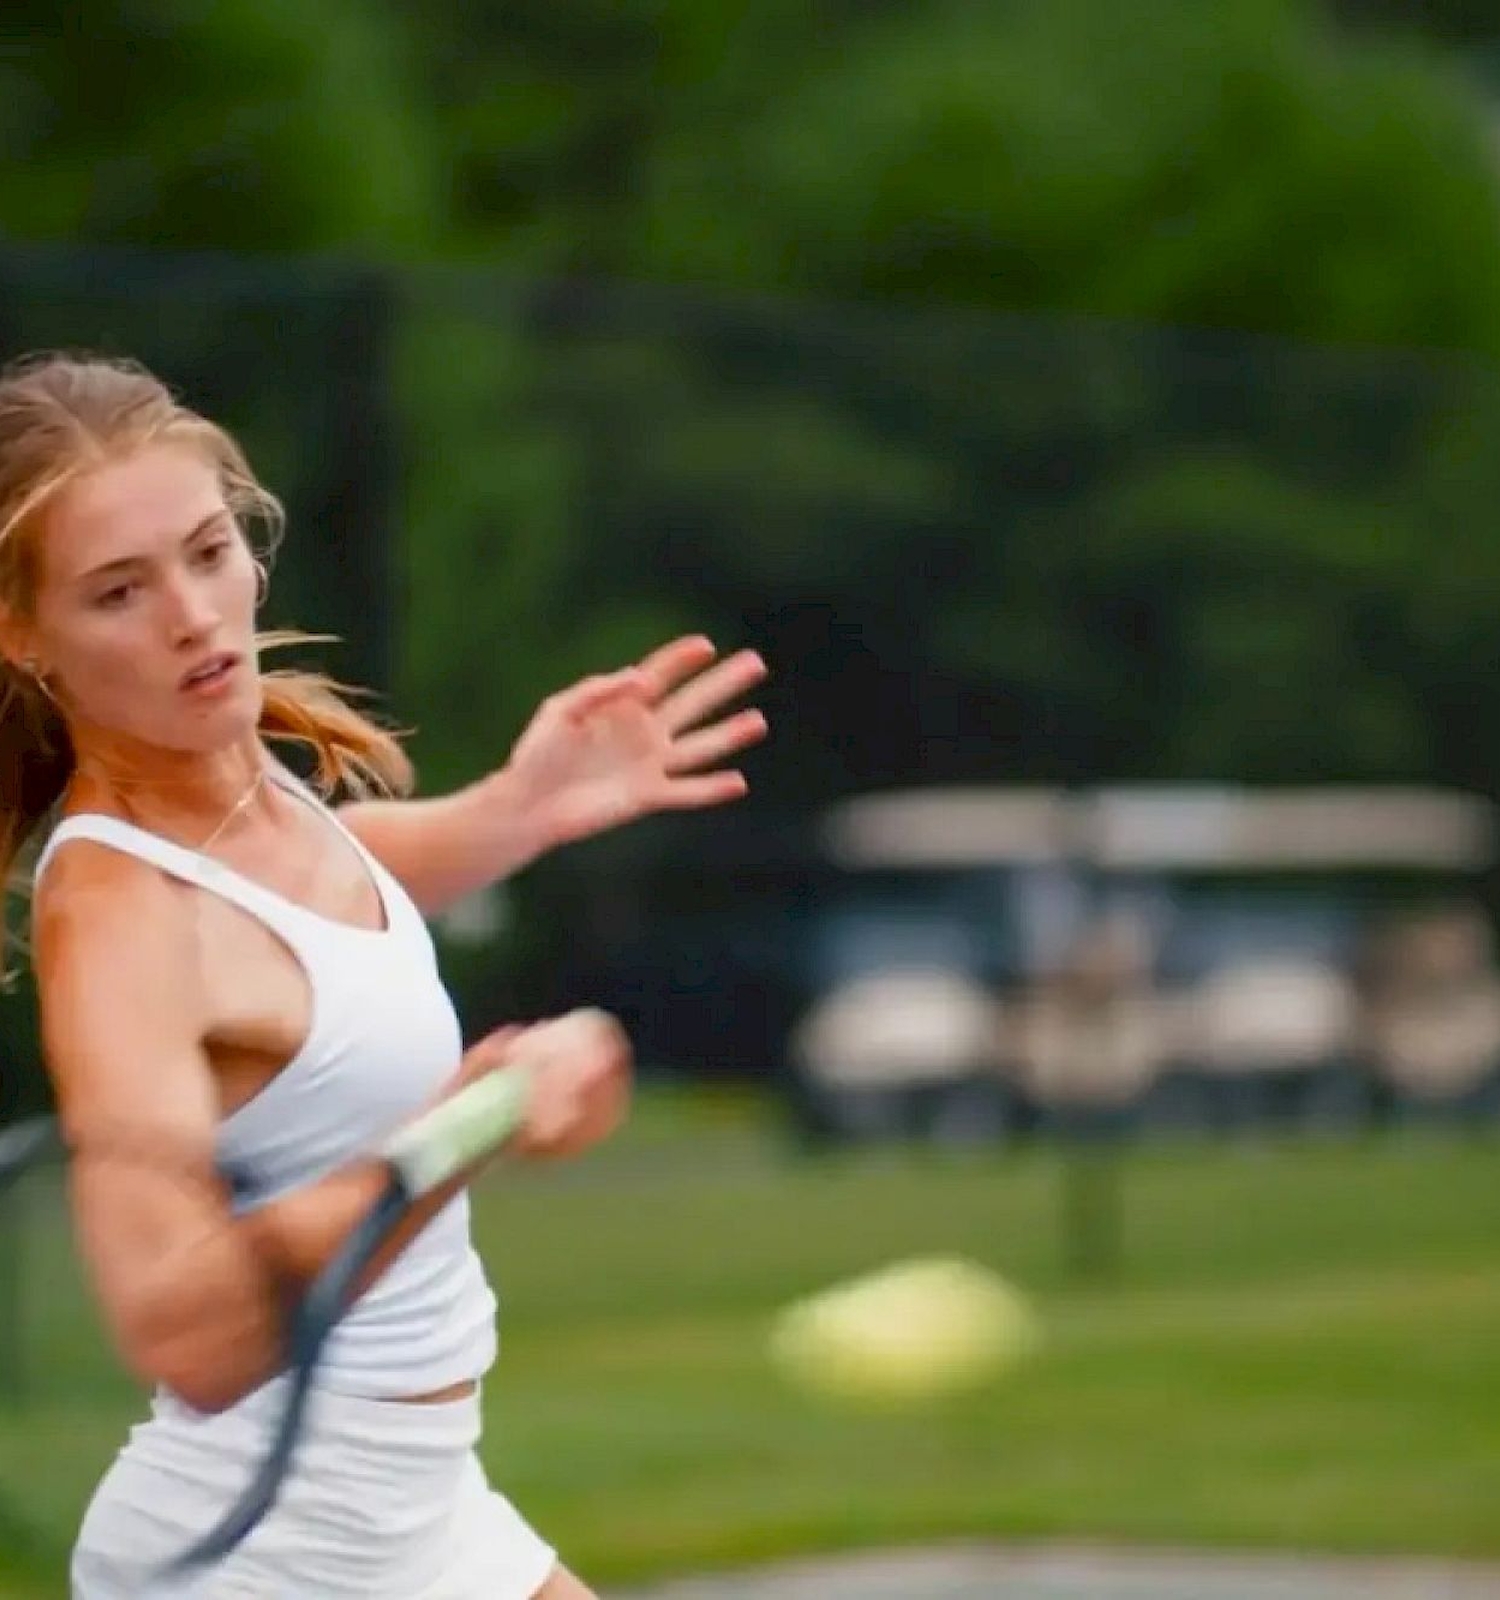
xmin=621 ymin=1544 xmax=1500 ymax=1599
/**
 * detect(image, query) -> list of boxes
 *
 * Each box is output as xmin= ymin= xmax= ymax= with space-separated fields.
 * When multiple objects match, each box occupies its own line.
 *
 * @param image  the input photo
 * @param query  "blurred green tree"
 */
xmin=505 ymin=0 xmax=1500 ymax=793
xmin=632 ymin=0 xmax=1500 ymax=357
xmin=0 ymin=0 xmax=435 ymax=251
xmin=7 ymin=0 xmax=1500 ymax=1025
xmin=402 ymin=0 xmax=901 ymax=266
xmin=1334 ymin=0 xmax=1500 ymax=46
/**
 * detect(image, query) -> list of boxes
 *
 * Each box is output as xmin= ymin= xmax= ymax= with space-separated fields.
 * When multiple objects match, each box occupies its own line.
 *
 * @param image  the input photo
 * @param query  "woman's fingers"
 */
xmin=661 ymin=771 xmax=751 ymax=810
xmin=666 ymin=709 xmax=769 ymax=774
xmin=659 ymin=649 xmax=769 ymax=734
xmin=554 ymin=669 xmax=648 ymax=724
xmin=635 ymin=635 xmax=719 ymax=700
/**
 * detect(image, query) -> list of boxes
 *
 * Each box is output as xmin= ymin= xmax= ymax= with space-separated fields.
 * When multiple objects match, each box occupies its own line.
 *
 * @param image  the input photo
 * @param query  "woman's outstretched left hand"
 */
xmin=502 ymin=635 xmax=769 ymax=851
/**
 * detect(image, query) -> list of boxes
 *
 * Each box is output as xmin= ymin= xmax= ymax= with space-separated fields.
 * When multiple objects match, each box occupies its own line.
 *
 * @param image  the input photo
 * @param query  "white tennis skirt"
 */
xmin=70 ymin=1379 xmax=559 ymax=1599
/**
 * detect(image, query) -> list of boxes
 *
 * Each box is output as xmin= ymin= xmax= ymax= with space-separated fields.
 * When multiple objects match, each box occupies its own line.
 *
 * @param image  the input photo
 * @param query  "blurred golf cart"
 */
xmin=788 ymin=785 xmax=1500 ymax=1146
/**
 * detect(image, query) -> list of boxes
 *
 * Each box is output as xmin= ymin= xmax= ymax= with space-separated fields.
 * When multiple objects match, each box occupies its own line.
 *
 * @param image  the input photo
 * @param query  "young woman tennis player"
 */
xmin=0 ymin=351 xmax=768 ymax=1598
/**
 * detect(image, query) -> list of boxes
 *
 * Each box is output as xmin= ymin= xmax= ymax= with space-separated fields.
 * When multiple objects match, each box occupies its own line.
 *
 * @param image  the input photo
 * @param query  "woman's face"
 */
xmin=21 ymin=441 xmax=263 ymax=755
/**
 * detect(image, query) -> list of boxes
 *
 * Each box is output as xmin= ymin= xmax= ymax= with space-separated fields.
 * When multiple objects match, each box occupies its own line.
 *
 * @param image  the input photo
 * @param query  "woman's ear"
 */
xmin=0 ymin=609 xmax=42 ymax=680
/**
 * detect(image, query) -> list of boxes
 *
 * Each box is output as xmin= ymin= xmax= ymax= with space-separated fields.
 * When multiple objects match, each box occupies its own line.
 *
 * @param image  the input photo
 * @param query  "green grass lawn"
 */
xmin=3 ymin=1093 xmax=1499 ymax=1597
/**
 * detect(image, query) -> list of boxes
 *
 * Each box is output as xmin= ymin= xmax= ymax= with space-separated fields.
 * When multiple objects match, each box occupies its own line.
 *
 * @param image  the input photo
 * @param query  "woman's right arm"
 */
xmin=34 ymin=847 xmax=629 ymax=1415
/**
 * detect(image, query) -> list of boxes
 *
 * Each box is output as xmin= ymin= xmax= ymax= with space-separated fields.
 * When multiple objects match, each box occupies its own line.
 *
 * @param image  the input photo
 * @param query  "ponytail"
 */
xmin=0 ymin=662 xmax=74 ymax=970
xmin=255 ymin=630 xmax=413 ymax=800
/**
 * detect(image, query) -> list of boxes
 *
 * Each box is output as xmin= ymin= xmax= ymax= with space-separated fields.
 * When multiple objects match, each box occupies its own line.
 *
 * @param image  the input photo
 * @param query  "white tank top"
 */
xmin=33 ymin=771 xmax=500 ymax=1402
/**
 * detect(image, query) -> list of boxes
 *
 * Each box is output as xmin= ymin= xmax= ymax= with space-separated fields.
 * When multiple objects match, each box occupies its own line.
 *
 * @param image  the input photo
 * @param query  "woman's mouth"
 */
xmin=180 ymin=654 xmax=240 ymax=696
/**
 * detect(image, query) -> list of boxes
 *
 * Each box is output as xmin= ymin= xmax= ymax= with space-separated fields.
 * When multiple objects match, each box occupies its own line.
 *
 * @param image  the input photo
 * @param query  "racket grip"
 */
xmin=381 ymin=1062 xmax=536 ymax=1198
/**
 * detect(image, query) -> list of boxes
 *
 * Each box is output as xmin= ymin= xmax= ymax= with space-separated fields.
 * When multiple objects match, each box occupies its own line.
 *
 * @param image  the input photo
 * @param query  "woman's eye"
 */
xmin=195 ymin=540 xmax=231 ymax=568
xmin=94 ymin=584 xmax=135 ymax=610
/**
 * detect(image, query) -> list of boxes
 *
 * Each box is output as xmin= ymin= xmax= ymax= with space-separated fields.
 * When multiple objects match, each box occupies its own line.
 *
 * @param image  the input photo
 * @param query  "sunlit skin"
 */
xmin=9 ymin=442 xmax=269 ymax=838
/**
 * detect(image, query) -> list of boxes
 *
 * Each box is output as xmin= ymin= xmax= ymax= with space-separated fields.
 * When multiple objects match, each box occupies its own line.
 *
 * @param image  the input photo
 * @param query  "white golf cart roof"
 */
xmin=821 ymin=786 xmax=1497 ymax=873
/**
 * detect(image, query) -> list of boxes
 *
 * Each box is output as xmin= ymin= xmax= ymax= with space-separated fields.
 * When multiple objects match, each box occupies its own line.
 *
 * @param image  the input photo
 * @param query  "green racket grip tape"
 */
xmin=382 ymin=1063 xmax=536 ymax=1197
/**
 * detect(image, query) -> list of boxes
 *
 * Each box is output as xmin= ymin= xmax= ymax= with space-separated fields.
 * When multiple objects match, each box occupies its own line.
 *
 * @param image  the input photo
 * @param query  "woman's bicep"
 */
xmin=36 ymin=852 xmax=220 ymax=1152
xmin=33 ymin=859 xmax=262 ymax=1378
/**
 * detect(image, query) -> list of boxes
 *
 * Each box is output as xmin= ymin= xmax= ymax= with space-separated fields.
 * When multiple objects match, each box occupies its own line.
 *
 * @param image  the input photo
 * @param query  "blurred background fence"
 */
xmin=9 ymin=247 xmax=1500 ymax=1146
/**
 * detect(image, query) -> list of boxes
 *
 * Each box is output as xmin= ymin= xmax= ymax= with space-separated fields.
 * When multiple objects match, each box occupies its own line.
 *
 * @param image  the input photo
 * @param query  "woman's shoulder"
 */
xmin=30 ymin=834 xmax=219 ymax=1156
xmin=33 ymin=827 xmax=203 ymax=983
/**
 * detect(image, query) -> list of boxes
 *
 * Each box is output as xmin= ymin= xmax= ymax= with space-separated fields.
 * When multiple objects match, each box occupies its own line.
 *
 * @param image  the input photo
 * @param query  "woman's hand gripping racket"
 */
xmin=157 ymin=1004 xmax=627 ymax=1578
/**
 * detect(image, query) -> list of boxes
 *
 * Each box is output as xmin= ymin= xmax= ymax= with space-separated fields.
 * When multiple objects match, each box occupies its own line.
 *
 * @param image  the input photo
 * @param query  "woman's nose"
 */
xmin=163 ymin=574 xmax=221 ymax=643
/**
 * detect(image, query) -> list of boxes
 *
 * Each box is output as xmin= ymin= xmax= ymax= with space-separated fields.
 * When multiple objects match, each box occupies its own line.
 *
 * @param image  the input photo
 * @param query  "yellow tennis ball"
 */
xmin=769 ymin=1256 xmax=1042 ymax=1408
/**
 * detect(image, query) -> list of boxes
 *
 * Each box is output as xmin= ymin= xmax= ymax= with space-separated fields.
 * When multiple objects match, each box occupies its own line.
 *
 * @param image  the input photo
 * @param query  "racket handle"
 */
xmin=381 ymin=1061 xmax=536 ymax=1197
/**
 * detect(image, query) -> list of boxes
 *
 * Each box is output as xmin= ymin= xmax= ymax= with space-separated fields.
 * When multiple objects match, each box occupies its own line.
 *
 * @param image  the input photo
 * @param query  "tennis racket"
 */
xmin=0 ymin=1116 xmax=61 ymax=1195
xmin=165 ymin=1043 xmax=543 ymax=1576
xmin=0 ymin=1011 xmax=598 ymax=1583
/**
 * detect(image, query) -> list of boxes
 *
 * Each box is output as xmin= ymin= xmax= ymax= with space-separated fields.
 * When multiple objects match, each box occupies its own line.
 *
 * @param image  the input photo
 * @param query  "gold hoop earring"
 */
xmin=253 ymin=560 xmax=269 ymax=608
xmin=21 ymin=658 xmax=56 ymax=703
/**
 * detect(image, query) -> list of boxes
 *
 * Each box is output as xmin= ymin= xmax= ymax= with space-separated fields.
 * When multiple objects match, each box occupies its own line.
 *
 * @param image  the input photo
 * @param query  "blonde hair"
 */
xmin=0 ymin=350 xmax=413 ymax=935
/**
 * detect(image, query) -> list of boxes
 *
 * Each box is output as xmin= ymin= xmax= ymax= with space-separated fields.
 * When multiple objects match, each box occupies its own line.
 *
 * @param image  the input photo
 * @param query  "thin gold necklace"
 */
xmin=198 ymin=768 xmax=269 ymax=854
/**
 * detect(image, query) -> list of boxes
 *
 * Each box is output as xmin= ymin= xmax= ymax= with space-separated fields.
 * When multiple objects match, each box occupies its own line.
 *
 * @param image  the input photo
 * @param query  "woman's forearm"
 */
xmin=337 ymin=769 xmax=548 ymax=916
xmin=121 ymin=1158 xmax=477 ymax=1413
